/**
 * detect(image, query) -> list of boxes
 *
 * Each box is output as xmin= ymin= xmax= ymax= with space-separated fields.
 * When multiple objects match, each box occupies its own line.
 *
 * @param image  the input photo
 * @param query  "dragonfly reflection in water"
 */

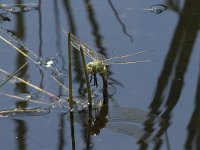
xmin=105 ymin=106 xmax=161 ymax=143
xmin=64 ymin=32 xmax=151 ymax=86
xmin=71 ymin=99 xmax=162 ymax=143
xmin=0 ymin=92 xmax=162 ymax=143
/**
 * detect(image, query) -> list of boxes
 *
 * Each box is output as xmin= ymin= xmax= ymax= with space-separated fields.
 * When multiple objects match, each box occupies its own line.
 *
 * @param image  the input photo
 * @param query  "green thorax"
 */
xmin=87 ymin=60 xmax=107 ymax=75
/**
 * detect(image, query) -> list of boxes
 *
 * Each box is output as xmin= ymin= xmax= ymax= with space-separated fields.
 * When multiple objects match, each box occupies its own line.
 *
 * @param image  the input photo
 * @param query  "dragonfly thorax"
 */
xmin=87 ymin=60 xmax=107 ymax=75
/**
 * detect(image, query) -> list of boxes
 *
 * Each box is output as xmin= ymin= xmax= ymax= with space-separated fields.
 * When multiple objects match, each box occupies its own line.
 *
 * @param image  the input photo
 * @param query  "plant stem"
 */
xmin=80 ymin=47 xmax=92 ymax=107
xmin=68 ymin=32 xmax=73 ymax=109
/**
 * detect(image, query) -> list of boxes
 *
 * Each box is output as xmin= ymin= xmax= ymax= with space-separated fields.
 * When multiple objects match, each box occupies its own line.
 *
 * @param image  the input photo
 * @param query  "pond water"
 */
xmin=0 ymin=0 xmax=200 ymax=150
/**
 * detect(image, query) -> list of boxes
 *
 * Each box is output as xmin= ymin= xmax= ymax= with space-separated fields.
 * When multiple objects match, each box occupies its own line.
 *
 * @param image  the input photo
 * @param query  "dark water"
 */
xmin=0 ymin=0 xmax=200 ymax=150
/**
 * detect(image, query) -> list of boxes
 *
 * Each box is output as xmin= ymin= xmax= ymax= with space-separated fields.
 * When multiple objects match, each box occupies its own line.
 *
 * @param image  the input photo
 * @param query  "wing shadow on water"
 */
xmin=142 ymin=0 xmax=200 ymax=149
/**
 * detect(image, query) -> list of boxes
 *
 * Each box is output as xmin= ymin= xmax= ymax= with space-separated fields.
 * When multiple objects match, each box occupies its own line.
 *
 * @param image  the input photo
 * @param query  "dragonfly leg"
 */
xmin=94 ymin=73 xmax=98 ymax=87
xmin=89 ymin=73 xmax=98 ymax=87
xmin=89 ymin=74 xmax=93 ymax=83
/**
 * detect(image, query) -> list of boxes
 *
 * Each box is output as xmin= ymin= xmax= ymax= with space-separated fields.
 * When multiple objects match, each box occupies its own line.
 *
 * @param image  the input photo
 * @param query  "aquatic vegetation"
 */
xmin=0 ymin=67 xmax=59 ymax=99
xmin=0 ymin=27 xmax=67 ymax=78
xmin=0 ymin=62 xmax=28 ymax=87
xmin=0 ymin=107 xmax=51 ymax=118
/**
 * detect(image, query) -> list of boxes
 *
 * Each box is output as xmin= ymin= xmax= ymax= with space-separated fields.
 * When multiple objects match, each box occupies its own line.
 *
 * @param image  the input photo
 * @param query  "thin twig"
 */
xmin=0 ymin=62 xmax=28 ymax=87
xmin=0 ymin=68 xmax=59 ymax=100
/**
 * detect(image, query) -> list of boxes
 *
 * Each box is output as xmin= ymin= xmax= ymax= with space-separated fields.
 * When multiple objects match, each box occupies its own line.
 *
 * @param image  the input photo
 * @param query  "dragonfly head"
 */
xmin=87 ymin=62 xmax=95 ymax=74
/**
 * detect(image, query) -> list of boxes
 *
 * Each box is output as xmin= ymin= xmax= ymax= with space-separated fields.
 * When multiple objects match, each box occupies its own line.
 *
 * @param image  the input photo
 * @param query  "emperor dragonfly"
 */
xmin=65 ymin=32 xmax=151 ymax=86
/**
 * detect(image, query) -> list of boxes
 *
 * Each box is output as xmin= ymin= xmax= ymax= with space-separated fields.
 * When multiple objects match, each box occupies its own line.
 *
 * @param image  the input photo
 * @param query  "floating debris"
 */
xmin=144 ymin=4 xmax=167 ymax=14
xmin=0 ymin=13 xmax=11 ymax=21
xmin=0 ymin=3 xmax=39 ymax=13
xmin=0 ymin=107 xmax=51 ymax=118
xmin=37 ymin=58 xmax=58 ymax=68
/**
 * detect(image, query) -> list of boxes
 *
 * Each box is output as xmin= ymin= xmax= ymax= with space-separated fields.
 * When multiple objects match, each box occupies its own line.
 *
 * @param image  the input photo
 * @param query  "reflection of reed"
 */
xmin=14 ymin=1 xmax=28 ymax=106
xmin=142 ymin=0 xmax=200 ymax=149
xmin=107 ymin=0 xmax=133 ymax=42
xmin=58 ymin=113 xmax=67 ymax=150
xmin=36 ymin=0 xmax=47 ymax=101
xmin=167 ymin=0 xmax=181 ymax=12
xmin=53 ymin=1 xmax=67 ymax=97
xmin=69 ymin=112 xmax=76 ymax=150
xmin=53 ymin=1 xmax=69 ymax=150
xmin=84 ymin=0 xmax=114 ymax=86
xmin=15 ymin=120 xmax=27 ymax=150
xmin=83 ymin=0 xmax=108 ymax=58
xmin=185 ymin=70 xmax=200 ymax=149
xmin=14 ymin=1 xmax=27 ymax=150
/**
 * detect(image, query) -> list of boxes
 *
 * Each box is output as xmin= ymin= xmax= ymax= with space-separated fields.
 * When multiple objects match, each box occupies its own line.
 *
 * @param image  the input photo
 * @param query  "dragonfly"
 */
xmin=65 ymin=32 xmax=151 ymax=86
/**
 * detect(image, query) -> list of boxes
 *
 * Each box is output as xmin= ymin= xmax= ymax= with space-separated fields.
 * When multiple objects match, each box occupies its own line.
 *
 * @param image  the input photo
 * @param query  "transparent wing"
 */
xmin=69 ymin=33 xmax=106 ymax=61
xmin=106 ymin=60 xmax=151 ymax=65
xmin=105 ymin=50 xmax=154 ymax=65
xmin=108 ymin=106 xmax=161 ymax=123
xmin=106 ymin=122 xmax=157 ymax=143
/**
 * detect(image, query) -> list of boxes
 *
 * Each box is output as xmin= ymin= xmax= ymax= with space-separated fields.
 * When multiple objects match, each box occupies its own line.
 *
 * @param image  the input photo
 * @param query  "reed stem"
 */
xmin=80 ymin=47 xmax=92 ymax=107
xmin=67 ymin=32 xmax=73 ymax=109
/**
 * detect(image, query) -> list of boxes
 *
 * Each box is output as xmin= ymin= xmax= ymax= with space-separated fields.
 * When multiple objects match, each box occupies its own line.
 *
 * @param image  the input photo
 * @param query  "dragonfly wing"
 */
xmin=108 ymin=107 xmax=160 ymax=123
xmin=106 ymin=60 xmax=151 ymax=65
xmin=106 ymin=122 xmax=157 ymax=143
xmin=70 ymin=33 xmax=106 ymax=61
xmin=105 ymin=50 xmax=154 ymax=65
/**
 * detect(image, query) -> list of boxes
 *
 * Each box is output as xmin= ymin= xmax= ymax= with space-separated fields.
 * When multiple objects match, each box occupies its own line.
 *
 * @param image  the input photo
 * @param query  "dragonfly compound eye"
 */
xmin=87 ymin=63 xmax=94 ymax=74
